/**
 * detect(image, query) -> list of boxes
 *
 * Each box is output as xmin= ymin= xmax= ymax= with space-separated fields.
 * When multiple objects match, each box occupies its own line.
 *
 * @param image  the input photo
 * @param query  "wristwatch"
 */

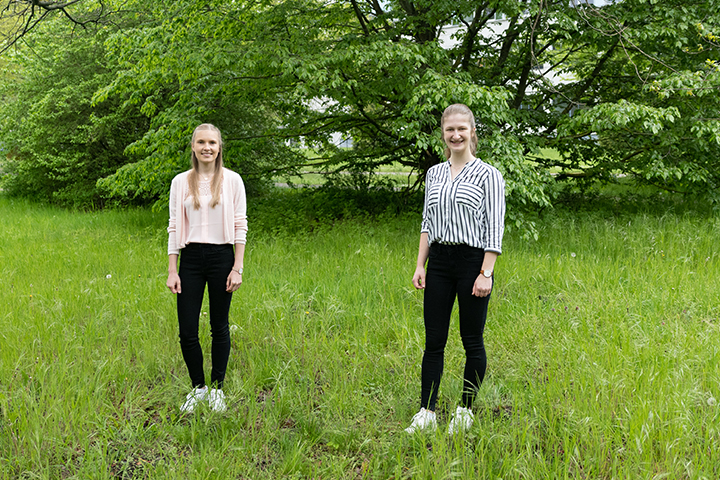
xmin=233 ymin=267 xmax=243 ymax=275
xmin=480 ymin=269 xmax=493 ymax=278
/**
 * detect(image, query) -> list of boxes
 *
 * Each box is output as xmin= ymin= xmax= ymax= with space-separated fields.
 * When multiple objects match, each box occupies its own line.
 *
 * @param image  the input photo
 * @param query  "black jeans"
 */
xmin=177 ymin=243 xmax=234 ymax=389
xmin=421 ymin=243 xmax=490 ymax=411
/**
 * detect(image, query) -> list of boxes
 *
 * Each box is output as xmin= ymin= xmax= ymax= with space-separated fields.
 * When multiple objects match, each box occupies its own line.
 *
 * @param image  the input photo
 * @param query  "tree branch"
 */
xmin=32 ymin=0 xmax=84 ymax=11
xmin=560 ymin=36 xmax=620 ymax=115
xmin=350 ymin=0 xmax=369 ymax=36
xmin=1 ymin=0 xmax=108 ymax=55
xmin=452 ymin=3 xmax=491 ymax=72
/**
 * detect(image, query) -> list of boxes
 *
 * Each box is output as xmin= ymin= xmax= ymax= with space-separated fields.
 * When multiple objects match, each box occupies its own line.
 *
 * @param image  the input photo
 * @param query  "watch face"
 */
xmin=483 ymin=270 xmax=493 ymax=278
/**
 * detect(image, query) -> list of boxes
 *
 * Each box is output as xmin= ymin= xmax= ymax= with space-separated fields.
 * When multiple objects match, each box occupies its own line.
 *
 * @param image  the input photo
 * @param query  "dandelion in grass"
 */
xmin=229 ymin=325 xmax=238 ymax=333
xmin=708 ymin=397 xmax=717 ymax=407
xmin=570 ymin=252 xmax=576 ymax=258
xmin=106 ymin=274 xmax=112 ymax=279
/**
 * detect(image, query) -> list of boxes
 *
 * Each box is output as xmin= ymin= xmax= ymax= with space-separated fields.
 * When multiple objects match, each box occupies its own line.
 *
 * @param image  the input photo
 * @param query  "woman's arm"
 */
xmin=167 ymin=177 xmax=182 ymax=294
xmin=232 ymin=173 xmax=248 ymax=245
xmin=484 ymin=167 xmax=506 ymax=254
xmin=226 ymin=243 xmax=245 ymax=292
xmin=412 ymin=232 xmax=430 ymax=290
xmin=472 ymin=251 xmax=497 ymax=297
xmin=227 ymin=173 xmax=247 ymax=293
xmin=167 ymin=254 xmax=181 ymax=294
xmin=474 ymin=166 xmax=505 ymax=297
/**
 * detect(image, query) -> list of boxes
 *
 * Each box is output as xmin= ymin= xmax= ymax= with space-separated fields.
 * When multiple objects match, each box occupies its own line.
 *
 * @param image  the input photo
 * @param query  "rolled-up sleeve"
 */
xmin=483 ymin=167 xmax=505 ymax=254
xmin=420 ymin=171 xmax=433 ymax=235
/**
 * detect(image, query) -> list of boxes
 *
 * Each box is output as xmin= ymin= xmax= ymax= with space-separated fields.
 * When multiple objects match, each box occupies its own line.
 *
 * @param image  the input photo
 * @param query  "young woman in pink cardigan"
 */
xmin=166 ymin=123 xmax=248 ymax=413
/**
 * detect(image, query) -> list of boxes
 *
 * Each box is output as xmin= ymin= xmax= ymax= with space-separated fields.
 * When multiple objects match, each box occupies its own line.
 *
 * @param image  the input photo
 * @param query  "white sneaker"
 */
xmin=404 ymin=408 xmax=437 ymax=434
xmin=207 ymin=388 xmax=227 ymax=412
xmin=180 ymin=386 xmax=208 ymax=413
xmin=448 ymin=406 xmax=474 ymax=434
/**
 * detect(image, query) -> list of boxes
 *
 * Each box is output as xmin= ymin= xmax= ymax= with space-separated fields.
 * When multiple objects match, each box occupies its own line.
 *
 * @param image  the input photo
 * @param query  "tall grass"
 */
xmin=1 ymin=193 xmax=719 ymax=479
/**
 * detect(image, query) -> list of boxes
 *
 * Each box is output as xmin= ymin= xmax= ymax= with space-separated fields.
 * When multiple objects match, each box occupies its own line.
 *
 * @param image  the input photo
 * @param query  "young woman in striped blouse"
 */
xmin=406 ymin=104 xmax=506 ymax=434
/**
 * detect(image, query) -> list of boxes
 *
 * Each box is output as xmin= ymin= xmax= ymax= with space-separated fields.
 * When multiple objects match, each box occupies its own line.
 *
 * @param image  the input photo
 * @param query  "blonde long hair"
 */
xmin=440 ymin=104 xmax=478 ymax=160
xmin=187 ymin=123 xmax=224 ymax=209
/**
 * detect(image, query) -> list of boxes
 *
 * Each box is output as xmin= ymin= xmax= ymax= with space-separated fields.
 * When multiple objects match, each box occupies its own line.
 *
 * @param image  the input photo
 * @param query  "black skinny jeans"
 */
xmin=421 ymin=243 xmax=490 ymax=411
xmin=177 ymin=243 xmax=234 ymax=389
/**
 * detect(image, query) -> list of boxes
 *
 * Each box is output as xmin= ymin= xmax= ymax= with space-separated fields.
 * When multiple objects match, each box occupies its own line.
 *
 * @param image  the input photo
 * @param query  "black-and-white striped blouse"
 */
xmin=420 ymin=158 xmax=505 ymax=254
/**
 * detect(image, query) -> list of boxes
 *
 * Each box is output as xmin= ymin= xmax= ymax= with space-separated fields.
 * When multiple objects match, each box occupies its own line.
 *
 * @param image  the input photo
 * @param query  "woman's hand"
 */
xmin=472 ymin=275 xmax=492 ymax=297
xmin=167 ymin=272 xmax=181 ymax=294
xmin=412 ymin=265 xmax=426 ymax=290
xmin=226 ymin=270 xmax=242 ymax=292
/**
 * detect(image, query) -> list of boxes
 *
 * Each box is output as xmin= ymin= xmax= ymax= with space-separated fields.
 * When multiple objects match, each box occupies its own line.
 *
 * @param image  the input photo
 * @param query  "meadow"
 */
xmin=1 ymin=192 xmax=719 ymax=479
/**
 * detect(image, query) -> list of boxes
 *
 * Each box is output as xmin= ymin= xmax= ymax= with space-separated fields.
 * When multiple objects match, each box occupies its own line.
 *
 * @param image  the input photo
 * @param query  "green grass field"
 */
xmin=1 ymin=193 xmax=719 ymax=479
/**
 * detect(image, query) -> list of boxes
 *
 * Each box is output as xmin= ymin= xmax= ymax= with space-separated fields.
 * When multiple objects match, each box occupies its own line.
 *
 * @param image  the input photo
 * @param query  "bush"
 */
xmin=251 ymin=185 xmax=423 ymax=237
xmin=0 ymin=19 xmax=149 ymax=208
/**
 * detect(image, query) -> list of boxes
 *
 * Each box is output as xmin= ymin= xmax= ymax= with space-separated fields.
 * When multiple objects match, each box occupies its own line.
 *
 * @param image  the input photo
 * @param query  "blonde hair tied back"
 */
xmin=440 ymin=104 xmax=478 ymax=160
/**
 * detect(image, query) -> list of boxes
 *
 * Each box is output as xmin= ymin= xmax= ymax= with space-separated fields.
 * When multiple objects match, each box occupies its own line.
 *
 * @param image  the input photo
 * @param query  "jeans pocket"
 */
xmin=458 ymin=246 xmax=484 ymax=264
xmin=205 ymin=244 xmax=233 ymax=264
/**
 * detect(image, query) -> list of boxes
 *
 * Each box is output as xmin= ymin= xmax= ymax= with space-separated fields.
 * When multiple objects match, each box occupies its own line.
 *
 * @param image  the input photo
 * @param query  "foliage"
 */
xmin=93 ymin=0 xmax=307 ymax=209
xmin=0 ymin=12 xmax=150 ymax=207
xmin=95 ymin=0 xmax=720 ymax=223
xmin=94 ymin=0 xmax=548 ymax=223
xmin=251 ymin=185 xmax=423 ymax=236
xmin=0 ymin=0 xmax=109 ymax=55
xmin=4 ymin=0 xmax=720 ymax=217
xmin=555 ymin=3 xmax=720 ymax=202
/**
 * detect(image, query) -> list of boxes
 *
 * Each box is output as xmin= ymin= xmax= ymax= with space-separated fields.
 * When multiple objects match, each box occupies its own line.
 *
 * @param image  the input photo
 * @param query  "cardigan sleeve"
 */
xmin=230 ymin=171 xmax=248 ymax=244
xmin=167 ymin=175 xmax=180 ymax=255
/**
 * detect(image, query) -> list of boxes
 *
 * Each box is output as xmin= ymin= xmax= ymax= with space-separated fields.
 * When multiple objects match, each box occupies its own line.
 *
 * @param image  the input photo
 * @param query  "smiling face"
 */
xmin=192 ymin=129 xmax=221 ymax=168
xmin=442 ymin=113 xmax=475 ymax=157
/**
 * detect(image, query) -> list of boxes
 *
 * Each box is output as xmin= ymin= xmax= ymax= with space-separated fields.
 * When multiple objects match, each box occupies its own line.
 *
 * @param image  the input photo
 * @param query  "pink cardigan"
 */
xmin=167 ymin=168 xmax=248 ymax=255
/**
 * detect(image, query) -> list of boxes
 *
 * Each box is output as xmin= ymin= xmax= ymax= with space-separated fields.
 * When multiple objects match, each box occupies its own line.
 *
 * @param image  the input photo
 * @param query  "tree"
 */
xmin=6 ymin=0 xmax=718 ymax=216
xmin=97 ymin=0 xmax=545 ymax=228
xmin=98 ymin=0 xmax=720 ymax=223
xmin=0 ymin=11 xmax=150 ymax=207
xmin=93 ymin=0 xmax=309 ymax=208
xmin=556 ymin=2 xmax=720 ymax=200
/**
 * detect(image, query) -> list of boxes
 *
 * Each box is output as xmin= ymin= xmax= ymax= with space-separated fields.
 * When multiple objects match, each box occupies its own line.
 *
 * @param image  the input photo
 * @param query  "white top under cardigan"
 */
xmin=167 ymin=168 xmax=248 ymax=255
xmin=420 ymin=158 xmax=505 ymax=254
